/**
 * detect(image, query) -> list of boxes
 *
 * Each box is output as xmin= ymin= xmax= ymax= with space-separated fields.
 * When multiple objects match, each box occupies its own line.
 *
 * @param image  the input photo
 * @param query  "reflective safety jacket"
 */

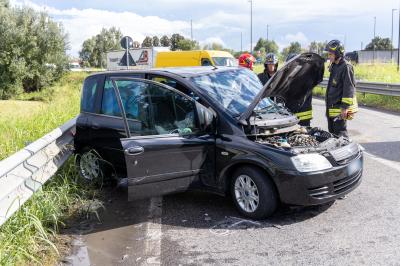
xmin=286 ymin=93 xmax=312 ymax=122
xmin=257 ymin=71 xmax=273 ymax=86
xmin=326 ymin=58 xmax=358 ymax=118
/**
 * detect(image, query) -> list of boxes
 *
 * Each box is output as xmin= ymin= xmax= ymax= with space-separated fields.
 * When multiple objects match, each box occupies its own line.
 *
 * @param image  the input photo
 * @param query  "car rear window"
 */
xmin=81 ymin=76 xmax=102 ymax=113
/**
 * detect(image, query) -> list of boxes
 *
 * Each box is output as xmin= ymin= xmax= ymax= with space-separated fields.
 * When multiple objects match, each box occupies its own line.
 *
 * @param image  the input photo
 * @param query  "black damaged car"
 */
xmin=74 ymin=53 xmax=363 ymax=219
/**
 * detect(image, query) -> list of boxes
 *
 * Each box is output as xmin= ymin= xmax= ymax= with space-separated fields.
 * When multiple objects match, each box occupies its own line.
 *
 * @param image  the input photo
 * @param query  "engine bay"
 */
xmin=248 ymin=125 xmax=351 ymax=154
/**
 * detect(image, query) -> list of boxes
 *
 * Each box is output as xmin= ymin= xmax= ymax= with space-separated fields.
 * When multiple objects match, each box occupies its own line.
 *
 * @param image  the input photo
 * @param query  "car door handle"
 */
xmin=125 ymin=146 xmax=144 ymax=155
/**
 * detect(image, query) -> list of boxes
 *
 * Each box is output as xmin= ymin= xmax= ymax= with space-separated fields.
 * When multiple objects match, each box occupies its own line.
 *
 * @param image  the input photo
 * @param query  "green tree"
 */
xmin=0 ymin=0 xmax=9 ymax=8
xmin=80 ymin=38 xmax=96 ymax=67
xmin=160 ymin=35 xmax=170 ymax=47
xmin=254 ymin=38 xmax=267 ymax=51
xmin=254 ymin=38 xmax=278 ymax=55
xmin=365 ymin=36 xmax=393 ymax=50
xmin=282 ymin=42 xmax=302 ymax=59
xmin=264 ymin=40 xmax=279 ymax=54
xmin=79 ymin=27 xmax=122 ymax=68
xmin=177 ymin=39 xmax=198 ymax=50
xmin=317 ymin=41 xmax=327 ymax=55
xmin=0 ymin=6 xmax=69 ymax=98
xmin=203 ymin=42 xmax=224 ymax=50
xmin=141 ymin=36 xmax=153 ymax=47
xmin=170 ymin=33 xmax=185 ymax=51
xmin=309 ymin=41 xmax=318 ymax=53
xmin=152 ymin=36 xmax=160 ymax=46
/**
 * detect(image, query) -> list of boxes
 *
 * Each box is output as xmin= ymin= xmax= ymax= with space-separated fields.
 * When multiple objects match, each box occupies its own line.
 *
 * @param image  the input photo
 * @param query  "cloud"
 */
xmin=11 ymin=0 xmax=191 ymax=56
xmin=10 ymin=0 xmax=397 ymax=54
xmin=285 ymin=32 xmax=309 ymax=45
xmin=200 ymin=37 xmax=226 ymax=47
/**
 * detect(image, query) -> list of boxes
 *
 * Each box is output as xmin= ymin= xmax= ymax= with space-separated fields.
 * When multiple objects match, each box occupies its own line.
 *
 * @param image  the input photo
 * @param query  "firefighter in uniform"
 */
xmin=257 ymin=53 xmax=278 ymax=85
xmin=284 ymin=53 xmax=313 ymax=127
xmin=324 ymin=40 xmax=358 ymax=137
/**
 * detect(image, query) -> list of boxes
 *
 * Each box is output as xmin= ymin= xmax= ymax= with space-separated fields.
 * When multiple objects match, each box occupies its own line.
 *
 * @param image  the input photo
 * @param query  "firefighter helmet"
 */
xmin=324 ymin=40 xmax=345 ymax=58
xmin=238 ymin=53 xmax=256 ymax=70
xmin=264 ymin=53 xmax=278 ymax=72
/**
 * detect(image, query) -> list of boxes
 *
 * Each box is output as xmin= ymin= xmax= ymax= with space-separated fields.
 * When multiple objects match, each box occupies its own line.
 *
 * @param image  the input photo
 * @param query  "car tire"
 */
xmin=76 ymin=148 xmax=110 ymax=186
xmin=231 ymin=166 xmax=278 ymax=220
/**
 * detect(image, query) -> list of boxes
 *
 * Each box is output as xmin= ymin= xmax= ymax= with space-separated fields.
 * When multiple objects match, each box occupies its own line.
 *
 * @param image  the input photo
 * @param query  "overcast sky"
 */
xmin=10 ymin=0 xmax=400 ymax=56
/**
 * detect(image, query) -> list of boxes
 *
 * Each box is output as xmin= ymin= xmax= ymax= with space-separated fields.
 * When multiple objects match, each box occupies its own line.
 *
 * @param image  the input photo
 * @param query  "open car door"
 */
xmin=110 ymin=77 xmax=215 ymax=200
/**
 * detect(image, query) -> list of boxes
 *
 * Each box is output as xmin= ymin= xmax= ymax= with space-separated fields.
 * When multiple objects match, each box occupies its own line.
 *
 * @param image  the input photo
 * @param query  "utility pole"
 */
xmin=373 ymin=16 xmax=376 ymax=63
xmin=361 ymin=41 xmax=363 ymax=50
xmin=249 ymin=0 xmax=253 ymax=54
xmin=267 ymin=24 xmax=269 ymax=41
xmin=190 ymin=19 xmax=193 ymax=41
xmin=398 ymin=0 xmax=400 ymax=71
xmin=392 ymin=9 xmax=397 ymax=61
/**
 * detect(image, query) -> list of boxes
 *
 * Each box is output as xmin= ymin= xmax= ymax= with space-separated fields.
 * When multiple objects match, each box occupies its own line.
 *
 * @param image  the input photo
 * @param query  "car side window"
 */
xmin=201 ymin=58 xmax=212 ymax=66
xmin=101 ymin=79 xmax=121 ymax=117
xmin=110 ymin=79 xmax=199 ymax=136
xmin=149 ymin=75 xmax=200 ymax=102
xmin=81 ymin=76 xmax=101 ymax=113
xmin=147 ymin=84 xmax=198 ymax=135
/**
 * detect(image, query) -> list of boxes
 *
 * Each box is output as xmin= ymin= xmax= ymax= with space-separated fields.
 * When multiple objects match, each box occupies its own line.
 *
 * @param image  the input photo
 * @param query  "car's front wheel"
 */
xmin=231 ymin=166 xmax=278 ymax=219
xmin=76 ymin=148 xmax=108 ymax=186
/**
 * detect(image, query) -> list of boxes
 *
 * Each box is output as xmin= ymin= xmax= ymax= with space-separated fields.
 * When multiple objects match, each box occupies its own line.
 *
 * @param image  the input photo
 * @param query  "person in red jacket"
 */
xmin=238 ymin=53 xmax=256 ymax=70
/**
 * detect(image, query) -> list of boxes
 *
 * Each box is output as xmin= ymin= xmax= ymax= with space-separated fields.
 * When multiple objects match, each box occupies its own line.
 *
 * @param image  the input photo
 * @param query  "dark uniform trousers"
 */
xmin=327 ymin=116 xmax=348 ymax=138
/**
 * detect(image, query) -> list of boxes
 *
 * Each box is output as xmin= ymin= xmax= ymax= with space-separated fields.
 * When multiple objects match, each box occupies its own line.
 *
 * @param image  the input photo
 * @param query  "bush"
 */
xmin=0 ymin=4 xmax=68 ymax=99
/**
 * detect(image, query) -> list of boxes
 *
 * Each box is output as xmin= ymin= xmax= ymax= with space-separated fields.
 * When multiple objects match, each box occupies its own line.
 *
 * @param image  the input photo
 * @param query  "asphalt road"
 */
xmin=63 ymin=99 xmax=400 ymax=266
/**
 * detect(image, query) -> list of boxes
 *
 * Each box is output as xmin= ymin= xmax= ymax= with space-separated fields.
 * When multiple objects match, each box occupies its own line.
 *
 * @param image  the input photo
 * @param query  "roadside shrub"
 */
xmin=0 ymin=4 xmax=69 ymax=99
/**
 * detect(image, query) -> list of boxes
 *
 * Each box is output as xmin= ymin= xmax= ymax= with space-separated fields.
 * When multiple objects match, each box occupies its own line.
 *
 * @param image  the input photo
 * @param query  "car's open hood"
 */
xmin=239 ymin=53 xmax=325 ymax=121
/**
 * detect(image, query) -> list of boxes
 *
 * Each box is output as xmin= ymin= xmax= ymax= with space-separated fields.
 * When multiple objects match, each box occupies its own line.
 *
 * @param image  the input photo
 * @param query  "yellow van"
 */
xmin=154 ymin=50 xmax=237 ymax=68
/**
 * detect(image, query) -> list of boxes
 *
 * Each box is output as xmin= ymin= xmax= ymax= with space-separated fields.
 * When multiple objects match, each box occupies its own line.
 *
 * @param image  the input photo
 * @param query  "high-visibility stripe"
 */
xmin=328 ymin=108 xmax=341 ymax=117
xmin=341 ymin=97 xmax=353 ymax=105
xmin=297 ymin=114 xmax=312 ymax=121
xmin=295 ymin=110 xmax=313 ymax=121
xmin=295 ymin=110 xmax=312 ymax=117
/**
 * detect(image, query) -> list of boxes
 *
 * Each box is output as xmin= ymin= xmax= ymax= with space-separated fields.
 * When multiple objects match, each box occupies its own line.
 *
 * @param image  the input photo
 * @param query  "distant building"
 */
xmin=357 ymin=49 xmax=399 ymax=64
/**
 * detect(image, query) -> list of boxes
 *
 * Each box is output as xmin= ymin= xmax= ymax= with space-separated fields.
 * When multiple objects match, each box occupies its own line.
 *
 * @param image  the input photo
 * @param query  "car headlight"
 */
xmin=291 ymin=153 xmax=332 ymax=172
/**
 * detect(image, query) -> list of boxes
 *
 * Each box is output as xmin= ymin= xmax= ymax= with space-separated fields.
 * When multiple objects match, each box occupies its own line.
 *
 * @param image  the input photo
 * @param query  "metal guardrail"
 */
xmin=0 ymin=117 xmax=76 ymax=227
xmin=319 ymin=79 xmax=400 ymax=97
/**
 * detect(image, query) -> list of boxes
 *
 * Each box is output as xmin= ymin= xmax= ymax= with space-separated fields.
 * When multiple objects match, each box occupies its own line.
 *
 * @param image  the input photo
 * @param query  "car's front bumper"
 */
xmin=275 ymin=152 xmax=363 ymax=206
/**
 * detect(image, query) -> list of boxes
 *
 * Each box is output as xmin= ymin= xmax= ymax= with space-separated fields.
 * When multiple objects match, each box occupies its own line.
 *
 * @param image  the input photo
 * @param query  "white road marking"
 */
xmin=143 ymin=197 xmax=162 ymax=266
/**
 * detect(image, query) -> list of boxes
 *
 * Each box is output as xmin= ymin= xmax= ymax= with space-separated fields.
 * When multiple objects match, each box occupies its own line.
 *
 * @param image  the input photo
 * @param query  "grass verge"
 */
xmin=0 ymin=72 xmax=97 ymax=265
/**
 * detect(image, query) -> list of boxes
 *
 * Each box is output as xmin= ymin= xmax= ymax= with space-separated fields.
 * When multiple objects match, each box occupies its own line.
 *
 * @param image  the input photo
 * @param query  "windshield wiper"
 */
xmin=255 ymin=105 xmax=277 ymax=114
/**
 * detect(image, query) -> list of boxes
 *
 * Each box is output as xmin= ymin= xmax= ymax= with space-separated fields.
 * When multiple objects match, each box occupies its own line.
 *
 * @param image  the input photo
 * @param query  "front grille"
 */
xmin=330 ymin=142 xmax=360 ymax=164
xmin=333 ymin=169 xmax=362 ymax=194
xmin=308 ymin=169 xmax=362 ymax=199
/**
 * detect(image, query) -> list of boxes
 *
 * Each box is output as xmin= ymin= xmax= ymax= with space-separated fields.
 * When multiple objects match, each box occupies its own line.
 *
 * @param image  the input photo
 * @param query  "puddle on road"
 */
xmin=62 ymin=238 xmax=91 ymax=266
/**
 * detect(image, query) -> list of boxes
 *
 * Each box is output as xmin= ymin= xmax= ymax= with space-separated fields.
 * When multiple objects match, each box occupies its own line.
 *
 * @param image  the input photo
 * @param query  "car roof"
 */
xmin=88 ymin=66 xmax=241 ymax=79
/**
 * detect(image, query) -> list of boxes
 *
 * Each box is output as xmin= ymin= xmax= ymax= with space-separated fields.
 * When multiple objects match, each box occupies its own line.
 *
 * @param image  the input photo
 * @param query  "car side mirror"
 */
xmin=196 ymin=102 xmax=215 ymax=133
